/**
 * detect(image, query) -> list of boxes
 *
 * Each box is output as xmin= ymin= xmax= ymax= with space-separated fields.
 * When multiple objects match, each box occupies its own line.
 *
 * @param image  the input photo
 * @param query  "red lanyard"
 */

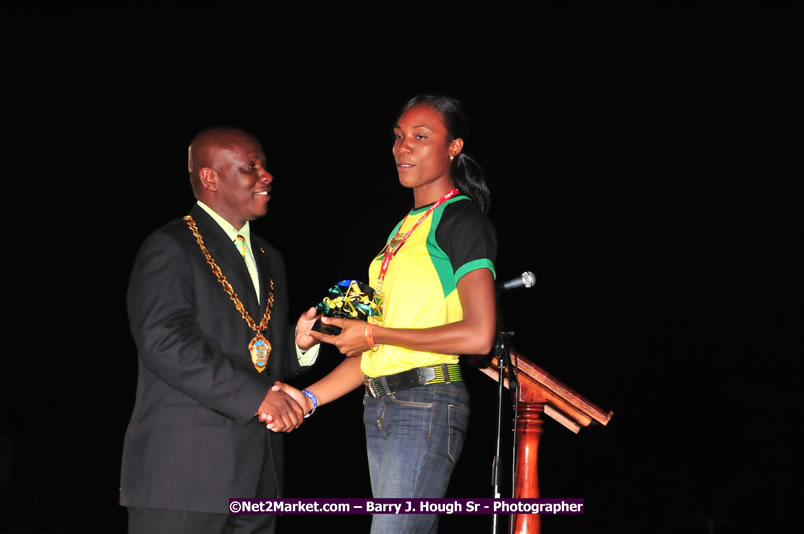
xmin=376 ymin=188 xmax=459 ymax=291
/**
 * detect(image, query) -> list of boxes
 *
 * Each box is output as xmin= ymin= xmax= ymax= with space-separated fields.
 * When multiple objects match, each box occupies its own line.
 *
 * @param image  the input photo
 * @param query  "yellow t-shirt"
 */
xmin=360 ymin=196 xmax=496 ymax=377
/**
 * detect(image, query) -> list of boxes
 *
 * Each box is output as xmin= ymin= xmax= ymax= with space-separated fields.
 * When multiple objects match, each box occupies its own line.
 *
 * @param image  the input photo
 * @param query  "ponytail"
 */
xmin=452 ymin=152 xmax=490 ymax=213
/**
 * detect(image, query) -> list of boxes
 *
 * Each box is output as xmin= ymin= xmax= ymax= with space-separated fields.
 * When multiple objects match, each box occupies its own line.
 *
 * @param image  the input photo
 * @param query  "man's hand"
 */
xmin=295 ymin=307 xmax=322 ymax=351
xmin=270 ymin=381 xmax=313 ymax=417
xmin=255 ymin=388 xmax=305 ymax=432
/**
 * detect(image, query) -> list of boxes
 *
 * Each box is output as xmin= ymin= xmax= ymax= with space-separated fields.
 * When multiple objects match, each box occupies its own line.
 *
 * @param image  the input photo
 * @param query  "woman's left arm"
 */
xmin=309 ymin=268 xmax=497 ymax=357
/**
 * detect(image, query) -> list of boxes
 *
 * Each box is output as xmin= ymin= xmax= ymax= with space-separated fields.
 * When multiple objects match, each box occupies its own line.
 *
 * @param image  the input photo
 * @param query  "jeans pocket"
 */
xmin=388 ymin=387 xmax=434 ymax=408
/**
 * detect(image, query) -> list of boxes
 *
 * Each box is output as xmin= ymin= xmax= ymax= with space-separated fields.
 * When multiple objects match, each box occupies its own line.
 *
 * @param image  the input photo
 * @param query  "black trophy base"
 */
xmin=312 ymin=318 xmax=342 ymax=335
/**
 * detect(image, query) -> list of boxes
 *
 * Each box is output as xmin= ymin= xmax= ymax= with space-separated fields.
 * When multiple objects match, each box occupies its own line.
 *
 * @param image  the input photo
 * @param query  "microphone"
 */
xmin=496 ymin=271 xmax=536 ymax=292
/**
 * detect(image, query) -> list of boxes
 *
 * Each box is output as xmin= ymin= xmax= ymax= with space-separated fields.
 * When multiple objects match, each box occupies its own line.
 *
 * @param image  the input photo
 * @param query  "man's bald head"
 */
xmin=188 ymin=128 xmax=261 ymax=197
xmin=187 ymin=127 xmax=273 ymax=229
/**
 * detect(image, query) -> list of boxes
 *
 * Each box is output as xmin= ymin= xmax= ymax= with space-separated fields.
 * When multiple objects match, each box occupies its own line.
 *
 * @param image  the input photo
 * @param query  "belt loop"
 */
xmin=441 ymin=364 xmax=451 ymax=384
xmin=379 ymin=376 xmax=390 ymax=397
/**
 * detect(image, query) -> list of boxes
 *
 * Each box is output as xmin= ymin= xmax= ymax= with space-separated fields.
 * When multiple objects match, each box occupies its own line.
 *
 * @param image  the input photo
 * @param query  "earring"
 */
xmin=449 ymin=155 xmax=455 ymax=161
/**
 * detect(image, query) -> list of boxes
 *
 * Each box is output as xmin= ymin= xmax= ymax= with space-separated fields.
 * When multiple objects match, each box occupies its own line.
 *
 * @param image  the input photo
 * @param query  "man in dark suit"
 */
xmin=120 ymin=127 xmax=320 ymax=534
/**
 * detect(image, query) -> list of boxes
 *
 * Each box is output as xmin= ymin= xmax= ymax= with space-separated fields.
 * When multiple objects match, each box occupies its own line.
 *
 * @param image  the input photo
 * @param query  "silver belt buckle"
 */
xmin=421 ymin=366 xmax=437 ymax=383
xmin=363 ymin=376 xmax=379 ymax=398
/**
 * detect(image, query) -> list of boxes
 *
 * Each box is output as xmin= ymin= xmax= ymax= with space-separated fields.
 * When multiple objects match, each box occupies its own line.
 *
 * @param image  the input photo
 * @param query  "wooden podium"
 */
xmin=479 ymin=349 xmax=613 ymax=534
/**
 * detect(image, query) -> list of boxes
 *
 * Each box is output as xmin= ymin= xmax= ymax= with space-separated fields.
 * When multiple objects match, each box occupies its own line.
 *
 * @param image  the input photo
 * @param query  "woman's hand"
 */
xmin=259 ymin=381 xmax=315 ymax=432
xmin=307 ymin=317 xmax=371 ymax=357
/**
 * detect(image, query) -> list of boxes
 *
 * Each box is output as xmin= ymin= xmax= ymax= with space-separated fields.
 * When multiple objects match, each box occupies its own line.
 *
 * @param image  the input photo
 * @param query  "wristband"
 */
xmin=365 ymin=324 xmax=379 ymax=352
xmin=301 ymin=389 xmax=317 ymax=418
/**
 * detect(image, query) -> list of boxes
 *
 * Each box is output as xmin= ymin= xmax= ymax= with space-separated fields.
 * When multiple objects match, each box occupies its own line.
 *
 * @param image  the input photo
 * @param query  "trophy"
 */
xmin=312 ymin=280 xmax=383 ymax=335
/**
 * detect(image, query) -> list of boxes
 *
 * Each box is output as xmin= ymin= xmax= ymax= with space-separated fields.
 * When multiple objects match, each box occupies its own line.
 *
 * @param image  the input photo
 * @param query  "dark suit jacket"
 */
xmin=120 ymin=204 xmax=306 ymax=513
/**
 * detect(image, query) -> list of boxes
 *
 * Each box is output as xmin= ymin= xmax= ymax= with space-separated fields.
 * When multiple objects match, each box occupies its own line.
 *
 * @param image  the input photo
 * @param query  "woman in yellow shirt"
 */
xmin=273 ymin=95 xmax=497 ymax=534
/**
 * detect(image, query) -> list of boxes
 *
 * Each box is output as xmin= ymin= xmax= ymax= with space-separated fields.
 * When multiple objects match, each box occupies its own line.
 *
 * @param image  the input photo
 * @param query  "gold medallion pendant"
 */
xmin=184 ymin=216 xmax=276 ymax=375
xmin=249 ymin=333 xmax=272 ymax=373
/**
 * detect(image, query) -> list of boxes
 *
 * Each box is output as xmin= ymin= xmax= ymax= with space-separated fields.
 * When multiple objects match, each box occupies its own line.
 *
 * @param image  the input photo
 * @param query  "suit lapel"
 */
xmin=189 ymin=205 xmax=262 ymax=317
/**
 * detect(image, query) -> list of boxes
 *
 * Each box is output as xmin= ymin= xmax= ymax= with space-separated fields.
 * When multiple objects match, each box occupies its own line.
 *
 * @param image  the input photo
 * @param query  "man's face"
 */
xmin=209 ymin=134 xmax=273 ymax=229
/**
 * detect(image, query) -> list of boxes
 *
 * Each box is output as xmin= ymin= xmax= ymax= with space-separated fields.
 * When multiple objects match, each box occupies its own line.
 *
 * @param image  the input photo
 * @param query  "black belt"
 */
xmin=363 ymin=363 xmax=463 ymax=398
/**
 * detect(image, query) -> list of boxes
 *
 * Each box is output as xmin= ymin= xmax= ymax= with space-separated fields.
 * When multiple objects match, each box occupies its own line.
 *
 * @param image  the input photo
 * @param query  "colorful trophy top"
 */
xmin=313 ymin=280 xmax=383 ymax=335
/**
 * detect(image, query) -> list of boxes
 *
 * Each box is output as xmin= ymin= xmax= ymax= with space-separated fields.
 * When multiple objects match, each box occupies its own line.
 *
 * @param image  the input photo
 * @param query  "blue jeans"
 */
xmin=363 ymin=382 xmax=471 ymax=534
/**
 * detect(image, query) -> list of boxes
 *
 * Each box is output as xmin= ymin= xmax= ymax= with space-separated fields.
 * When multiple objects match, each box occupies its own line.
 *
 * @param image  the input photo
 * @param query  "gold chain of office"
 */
xmin=184 ymin=215 xmax=274 ymax=333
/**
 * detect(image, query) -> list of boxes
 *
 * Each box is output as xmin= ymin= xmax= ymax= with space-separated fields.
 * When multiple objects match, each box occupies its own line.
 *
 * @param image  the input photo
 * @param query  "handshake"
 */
xmin=254 ymin=302 xmax=373 ymax=432
xmin=255 ymin=381 xmax=315 ymax=433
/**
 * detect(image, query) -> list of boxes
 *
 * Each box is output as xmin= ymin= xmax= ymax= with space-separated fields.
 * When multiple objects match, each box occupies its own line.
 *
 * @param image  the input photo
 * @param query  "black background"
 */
xmin=1 ymin=3 xmax=801 ymax=534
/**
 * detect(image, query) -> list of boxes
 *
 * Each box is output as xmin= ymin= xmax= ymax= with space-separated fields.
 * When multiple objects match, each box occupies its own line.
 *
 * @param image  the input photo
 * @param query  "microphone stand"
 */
xmin=490 ymin=310 xmax=517 ymax=534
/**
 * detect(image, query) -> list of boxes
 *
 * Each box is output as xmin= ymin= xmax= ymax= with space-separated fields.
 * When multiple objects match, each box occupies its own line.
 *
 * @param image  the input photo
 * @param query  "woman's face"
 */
xmin=393 ymin=104 xmax=462 ymax=191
